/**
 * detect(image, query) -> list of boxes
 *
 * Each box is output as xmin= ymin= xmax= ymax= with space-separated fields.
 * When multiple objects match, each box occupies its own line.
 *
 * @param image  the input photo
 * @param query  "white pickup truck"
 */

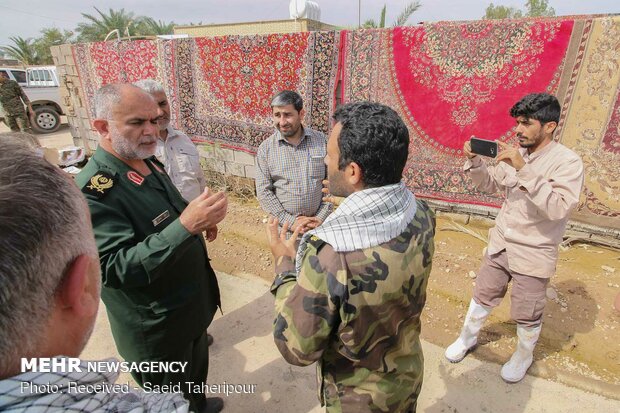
xmin=0 ymin=66 xmax=64 ymax=133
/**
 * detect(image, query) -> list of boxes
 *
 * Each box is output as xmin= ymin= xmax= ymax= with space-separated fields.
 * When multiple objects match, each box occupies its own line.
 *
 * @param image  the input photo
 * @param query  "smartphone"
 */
xmin=470 ymin=137 xmax=498 ymax=158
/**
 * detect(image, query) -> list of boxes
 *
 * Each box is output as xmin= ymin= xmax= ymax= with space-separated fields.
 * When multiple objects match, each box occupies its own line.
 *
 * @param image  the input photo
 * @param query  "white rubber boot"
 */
xmin=501 ymin=324 xmax=542 ymax=383
xmin=445 ymin=299 xmax=492 ymax=362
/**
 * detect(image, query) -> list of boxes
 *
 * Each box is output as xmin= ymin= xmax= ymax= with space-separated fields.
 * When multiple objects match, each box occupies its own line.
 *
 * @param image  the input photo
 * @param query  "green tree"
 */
xmin=484 ymin=3 xmax=523 ymax=19
xmin=484 ymin=0 xmax=555 ymax=19
xmin=34 ymin=28 xmax=74 ymax=64
xmin=524 ymin=0 xmax=555 ymax=17
xmin=362 ymin=1 xmax=421 ymax=28
xmin=141 ymin=18 xmax=175 ymax=35
xmin=75 ymin=7 xmax=148 ymax=42
xmin=393 ymin=1 xmax=422 ymax=26
xmin=0 ymin=36 xmax=42 ymax=65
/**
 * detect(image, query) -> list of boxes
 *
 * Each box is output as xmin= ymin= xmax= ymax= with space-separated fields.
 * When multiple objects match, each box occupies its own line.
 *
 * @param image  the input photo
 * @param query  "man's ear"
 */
xmin=544 ymin=121 xmax=558 ymax=135
xmin=299 ymin=108 xmax=307 ymax=122
xmin=347 ymin=162 xmax=363 ymax=187
xmin=57 ymin=255 xmax=98 ymax=318
xmin=92 ymin=119 xmax=109 ymax=136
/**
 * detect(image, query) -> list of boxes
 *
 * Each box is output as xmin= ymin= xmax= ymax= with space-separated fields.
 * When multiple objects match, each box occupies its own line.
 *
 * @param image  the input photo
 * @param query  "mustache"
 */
xmin=139 ymin=137 xmax=157 ymax=145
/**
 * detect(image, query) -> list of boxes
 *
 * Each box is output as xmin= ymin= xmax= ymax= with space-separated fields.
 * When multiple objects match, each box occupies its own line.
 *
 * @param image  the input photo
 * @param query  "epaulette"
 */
xmin=82 ymin=171 xmax=116 ymax=199
xmin=307 ymin=235 xmax=327 ymax=253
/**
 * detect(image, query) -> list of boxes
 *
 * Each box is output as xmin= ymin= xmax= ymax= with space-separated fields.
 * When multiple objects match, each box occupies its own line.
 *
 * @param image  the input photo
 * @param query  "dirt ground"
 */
xmin=25 ymin=125 xmax=620 ymax=399
xmin=208 ymin=197 xmax=620 ymax=399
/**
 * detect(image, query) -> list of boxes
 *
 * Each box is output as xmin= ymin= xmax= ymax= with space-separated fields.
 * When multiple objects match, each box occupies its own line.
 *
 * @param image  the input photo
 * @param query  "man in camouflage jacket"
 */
xmin=267 ymin=102 xmax=435 ymax=413
xmin=0 ymin=71 xmax=31 ymax=132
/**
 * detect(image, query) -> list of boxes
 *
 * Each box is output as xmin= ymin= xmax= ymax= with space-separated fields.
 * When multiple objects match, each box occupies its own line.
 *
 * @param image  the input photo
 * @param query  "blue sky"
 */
xmin=0 ymin=0 xmax=617 ymax=49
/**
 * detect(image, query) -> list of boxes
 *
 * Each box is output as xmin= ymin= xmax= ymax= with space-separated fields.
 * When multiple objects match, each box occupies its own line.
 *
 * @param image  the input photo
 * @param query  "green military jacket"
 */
xmin=271 ymin=199 xmax=435 ymax=413
xmin=0 ymin=79 xmax=29 ymax=114
xmin=76 ymin=147 xmax=220 ymax=362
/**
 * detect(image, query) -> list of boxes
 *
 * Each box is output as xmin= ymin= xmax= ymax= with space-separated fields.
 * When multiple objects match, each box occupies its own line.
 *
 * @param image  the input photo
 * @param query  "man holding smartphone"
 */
xmin=445 ymin=93 xmax=584 ymax=383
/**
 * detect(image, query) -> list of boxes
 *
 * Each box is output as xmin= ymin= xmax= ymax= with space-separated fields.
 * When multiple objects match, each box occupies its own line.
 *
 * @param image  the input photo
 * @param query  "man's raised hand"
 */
xmin=180 ymin=188 xmax=228 ymax=235
xmin=266 ymin=216 xmax=300 ymax=259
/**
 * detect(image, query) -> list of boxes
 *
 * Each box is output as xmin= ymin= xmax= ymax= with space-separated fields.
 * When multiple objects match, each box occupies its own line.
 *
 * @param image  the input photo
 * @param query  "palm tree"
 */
xmin=75 ymin=7 xmax=147 ymax=42
xmin=0 ymin=36 xmax=42 ymax=65
xmin=393 ymin=2 xmax=422 ymax=26
xmin=34 ymin=28 xmax=74 ymax=64
xmin=362 ymin=1 xmax=421 ymax=28
xmin=141 ymin=18 xmax=175 ymax=36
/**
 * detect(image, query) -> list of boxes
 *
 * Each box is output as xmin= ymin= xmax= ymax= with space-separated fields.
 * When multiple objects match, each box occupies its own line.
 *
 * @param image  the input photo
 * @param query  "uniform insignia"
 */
xmin=308 ymin=235 xmax=326 ymax=252
xmin=127 ymin=171 xmax=144 ymax=186
xmin=82 ymin=172 xmax=115 ymax=199
xmin=152 ymin=210 xmax=170 ymax=227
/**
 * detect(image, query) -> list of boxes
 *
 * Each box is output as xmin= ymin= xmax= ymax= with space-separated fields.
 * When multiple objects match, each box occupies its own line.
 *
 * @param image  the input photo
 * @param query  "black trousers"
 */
xmin=132 ymin=330 xmax=210 ymax=412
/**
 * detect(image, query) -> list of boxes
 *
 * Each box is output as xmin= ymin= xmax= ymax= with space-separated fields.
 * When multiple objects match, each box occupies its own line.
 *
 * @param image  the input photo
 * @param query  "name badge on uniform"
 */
xmin=152 ymin=210 xmax=170 ymax=227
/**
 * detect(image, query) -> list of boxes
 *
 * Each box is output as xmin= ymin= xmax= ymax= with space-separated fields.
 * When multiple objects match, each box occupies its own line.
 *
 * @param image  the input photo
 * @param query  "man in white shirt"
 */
xmin=445 ymin=93 xmax=584 ymax=383
xmin=134 ymin=79 xmax=207 ymax=202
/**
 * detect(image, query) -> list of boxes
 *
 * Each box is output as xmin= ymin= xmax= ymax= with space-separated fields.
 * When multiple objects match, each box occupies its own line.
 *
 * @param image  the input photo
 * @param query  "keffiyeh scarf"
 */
xmin=295 ymin=182 xmax=417 ymax=275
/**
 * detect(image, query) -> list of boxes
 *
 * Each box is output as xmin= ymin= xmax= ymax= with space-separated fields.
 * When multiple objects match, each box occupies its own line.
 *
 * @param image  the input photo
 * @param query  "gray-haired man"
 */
xmin=77 ymin=84 xmax=226 ymax=413
xmin=134 ymin=79 xmax=207 ymax=203
xmin=0 ymin=136 xmax=188 ymax=412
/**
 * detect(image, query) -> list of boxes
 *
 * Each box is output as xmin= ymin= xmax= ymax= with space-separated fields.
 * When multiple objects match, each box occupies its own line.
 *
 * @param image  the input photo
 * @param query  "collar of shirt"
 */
xmin=521 ymin=140 xmax=557 ymax=162
xmin=165 ymin=125 xmax=182 ymax=142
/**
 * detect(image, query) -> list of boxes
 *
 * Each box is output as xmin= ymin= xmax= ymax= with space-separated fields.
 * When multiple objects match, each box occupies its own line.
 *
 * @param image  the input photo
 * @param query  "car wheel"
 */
xmin=31 ymin=107 xmax=61 ymax=134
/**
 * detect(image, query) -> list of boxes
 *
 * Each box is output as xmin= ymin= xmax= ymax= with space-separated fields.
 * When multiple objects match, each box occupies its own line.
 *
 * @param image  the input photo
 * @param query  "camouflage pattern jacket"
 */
xmin=271 ymin=199 xmax=435 ymax=413
xmin=0 ymin=79 xmax=29 ymax=114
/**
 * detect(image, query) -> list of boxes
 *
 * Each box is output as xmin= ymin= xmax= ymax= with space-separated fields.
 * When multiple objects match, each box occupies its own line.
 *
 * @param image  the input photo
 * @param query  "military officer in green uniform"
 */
xmin=76 ymin=84 xmax=226 ymax=413
xmin=0 ymin=71 xmax=32 ymax=132
xmin=267 ymin=102 xmax=435 ymax=412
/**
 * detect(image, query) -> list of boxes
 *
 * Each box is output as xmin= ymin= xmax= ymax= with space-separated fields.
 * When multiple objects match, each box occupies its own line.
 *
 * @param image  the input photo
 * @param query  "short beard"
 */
xmin=518 ymin=131 xmax=544 ymax=149
xmin=279 ymin=124 xmax=300 ymax=138
xmin=110 ymin=132 xmax=156 ymax=160
xmin=158 ymin=118 xmax=170 ymax=132
xmin=327 ymin=171 xmax=352 ymax=198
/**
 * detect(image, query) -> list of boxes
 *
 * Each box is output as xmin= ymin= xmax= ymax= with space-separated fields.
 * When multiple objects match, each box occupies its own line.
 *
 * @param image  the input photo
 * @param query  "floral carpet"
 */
xmin=72 ymin=16 xmax=619 ymax=229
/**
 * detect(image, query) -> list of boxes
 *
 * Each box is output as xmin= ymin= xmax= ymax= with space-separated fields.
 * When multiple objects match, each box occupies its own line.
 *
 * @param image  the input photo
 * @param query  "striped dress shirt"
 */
xmin=255 ymin=127 xmax=332 ymax=226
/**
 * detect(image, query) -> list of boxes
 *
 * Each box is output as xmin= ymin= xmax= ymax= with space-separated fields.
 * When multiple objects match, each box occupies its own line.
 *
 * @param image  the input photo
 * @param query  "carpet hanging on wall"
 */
xmin=339 ymin=16 xmax=619 ymax=229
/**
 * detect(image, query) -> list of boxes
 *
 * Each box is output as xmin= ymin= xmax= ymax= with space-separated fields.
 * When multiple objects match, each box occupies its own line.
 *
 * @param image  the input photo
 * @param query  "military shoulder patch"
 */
xmin=127 ymin=171 xmax=144 ymax=186
xmin=307 ymin=235 xmax=327 ymax=253
xmin=82 ymin=171 xmax=115 ymax=199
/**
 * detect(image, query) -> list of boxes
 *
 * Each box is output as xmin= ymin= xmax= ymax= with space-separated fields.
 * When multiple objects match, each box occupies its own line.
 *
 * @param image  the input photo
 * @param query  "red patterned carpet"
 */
xmin=72 ymin=16 xmax=620 ymax=230
xmin=73 ymin=32 xmax=340 ymax=152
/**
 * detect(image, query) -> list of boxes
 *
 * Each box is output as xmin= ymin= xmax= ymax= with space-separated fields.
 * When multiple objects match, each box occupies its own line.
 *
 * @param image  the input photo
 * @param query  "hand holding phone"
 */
xmin=469 ymin=137 xmax=498 ymax=158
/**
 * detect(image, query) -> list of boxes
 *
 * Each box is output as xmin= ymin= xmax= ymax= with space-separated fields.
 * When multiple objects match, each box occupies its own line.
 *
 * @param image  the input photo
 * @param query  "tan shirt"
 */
xmin=155 ymin=126 xmax=206 ymax=202
xmin=464 ymin=141 xmax=584 ymax=278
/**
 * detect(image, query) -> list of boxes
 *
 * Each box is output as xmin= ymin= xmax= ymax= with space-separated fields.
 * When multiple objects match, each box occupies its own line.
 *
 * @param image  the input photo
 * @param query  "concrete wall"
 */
xmin=50 ymin=17 xmax=341 ymax=181
xmin=174 ymin=18 xmax=338 ymax=37
xmin=50 ymin=44 xmax=257 ymax=181
xmin=197 ymin=142 xmax=257 ymax=180
xmin=50 ymin=44 xmax=100 ymax=153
